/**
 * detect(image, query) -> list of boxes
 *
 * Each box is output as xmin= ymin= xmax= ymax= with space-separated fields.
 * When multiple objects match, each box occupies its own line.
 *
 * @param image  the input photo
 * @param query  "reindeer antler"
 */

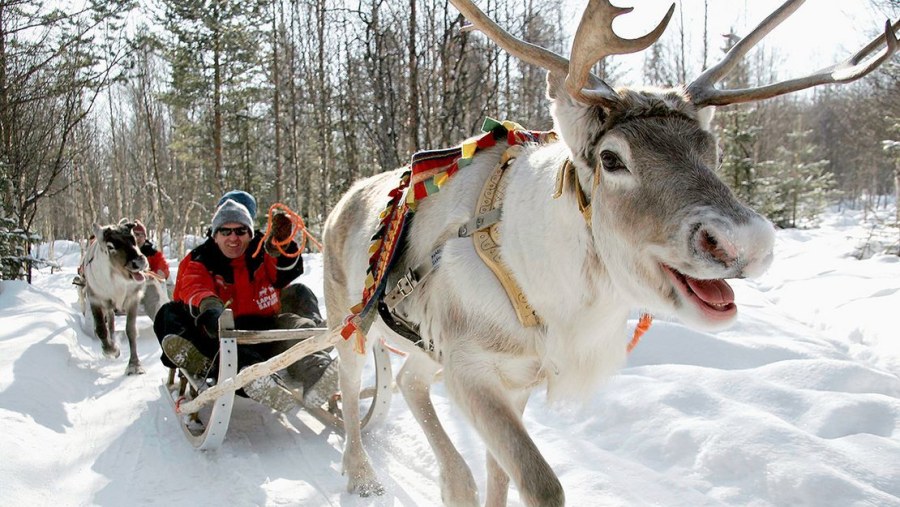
xmin=687 ymin=0 xmax=900 ymax=107
xmin=567 ymin=1 xmax=675 ymax=104
xmin=450 ymin=0 xmax=674 ymax=107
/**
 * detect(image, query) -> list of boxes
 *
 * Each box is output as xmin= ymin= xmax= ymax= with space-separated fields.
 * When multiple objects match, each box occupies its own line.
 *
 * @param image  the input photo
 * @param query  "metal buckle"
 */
xmin=396 ymin=269 xmax=417 ymax=297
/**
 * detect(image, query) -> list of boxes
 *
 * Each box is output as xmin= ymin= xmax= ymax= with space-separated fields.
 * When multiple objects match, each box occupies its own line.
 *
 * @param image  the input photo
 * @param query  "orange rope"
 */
xmin=252 ymin=203 xmax=323 ymax=259
xmin=626 ymin=313 xmax=653 ymax=353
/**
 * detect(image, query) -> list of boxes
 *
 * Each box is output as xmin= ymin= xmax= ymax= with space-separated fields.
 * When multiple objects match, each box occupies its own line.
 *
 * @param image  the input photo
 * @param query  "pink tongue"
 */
xmin=686 ymin=277 xmax=734 ymax=305
xmin=131 ymin=272 xmax=146 ymax=283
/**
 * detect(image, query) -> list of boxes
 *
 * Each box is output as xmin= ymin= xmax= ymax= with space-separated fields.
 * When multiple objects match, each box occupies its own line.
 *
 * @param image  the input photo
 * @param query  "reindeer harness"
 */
xmin=341 ymin=118 xmax=651 ymax=354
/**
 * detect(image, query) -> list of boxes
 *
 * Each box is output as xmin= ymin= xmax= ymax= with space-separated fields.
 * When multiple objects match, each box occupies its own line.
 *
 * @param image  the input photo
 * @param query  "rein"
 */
xmin=252 ymin=203 xmax=322 ymax=259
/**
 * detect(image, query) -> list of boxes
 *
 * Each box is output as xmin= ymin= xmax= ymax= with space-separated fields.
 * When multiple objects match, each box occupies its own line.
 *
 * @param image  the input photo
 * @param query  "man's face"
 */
xmin=213 ymin=222 xmax=252 ymax=259
xmin=133 ymin=229 xmax=146 ymax=247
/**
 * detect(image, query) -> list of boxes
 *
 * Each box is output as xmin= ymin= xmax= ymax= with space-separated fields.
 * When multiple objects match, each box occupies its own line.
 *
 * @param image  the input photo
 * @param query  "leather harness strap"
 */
xmin=467 ymin=145 xmax=542 ymax=327
xmin=383 ymin=247 xmax=443 ymax=312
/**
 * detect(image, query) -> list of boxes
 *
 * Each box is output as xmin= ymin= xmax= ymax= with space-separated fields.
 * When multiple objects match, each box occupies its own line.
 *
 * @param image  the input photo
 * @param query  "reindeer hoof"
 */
xmin=348 ymin=478 xmax=385 ymax=497
xmin=125 ymin=364 xmax=145 ymax=375
xmin=103 ymin=346 xmax=121 ymax=359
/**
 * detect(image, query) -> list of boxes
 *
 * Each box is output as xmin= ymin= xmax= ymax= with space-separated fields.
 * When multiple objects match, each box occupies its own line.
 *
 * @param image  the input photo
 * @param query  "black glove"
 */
xmin=265 ymin=210 xmax=293 ymax=257
xmin=195 ymin=297 xmax=225 ymax=339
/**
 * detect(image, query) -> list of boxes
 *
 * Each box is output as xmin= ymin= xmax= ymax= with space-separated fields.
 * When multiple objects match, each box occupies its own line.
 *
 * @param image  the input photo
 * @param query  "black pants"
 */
xmin=153 ymin=301 xmax=329 ymax=375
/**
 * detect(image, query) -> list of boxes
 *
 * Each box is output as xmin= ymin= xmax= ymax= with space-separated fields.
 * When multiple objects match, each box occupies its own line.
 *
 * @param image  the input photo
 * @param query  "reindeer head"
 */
xmin=92 ymin=220 xmax=149 ymax=283
xmin=451 ymin=0 xmax=898 ymax=329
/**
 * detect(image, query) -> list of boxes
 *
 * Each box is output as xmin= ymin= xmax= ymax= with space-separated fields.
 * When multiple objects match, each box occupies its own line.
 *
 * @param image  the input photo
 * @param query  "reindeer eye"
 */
xmin=106 ymin=242 xmax=116 ymax=251
xmin=600 ymin=150 xmax=626 ymax=172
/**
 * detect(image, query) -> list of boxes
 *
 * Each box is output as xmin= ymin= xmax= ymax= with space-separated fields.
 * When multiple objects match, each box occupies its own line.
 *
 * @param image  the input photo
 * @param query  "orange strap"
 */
xmin=252 ymin=203 xmax=323 ymax=259
xmin=627 ymin=313 xmax=653 ymax=353
xmin=373 ymin=314 xmax=651 ymax=356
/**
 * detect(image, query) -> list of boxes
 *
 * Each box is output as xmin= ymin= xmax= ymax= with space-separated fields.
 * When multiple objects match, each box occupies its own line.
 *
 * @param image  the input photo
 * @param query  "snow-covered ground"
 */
xmin=1 ymin=206 xmax=899 ymax=506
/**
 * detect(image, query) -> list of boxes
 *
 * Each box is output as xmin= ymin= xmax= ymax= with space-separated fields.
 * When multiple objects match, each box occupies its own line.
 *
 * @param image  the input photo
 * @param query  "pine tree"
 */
xmin=154 ymin=0 xmax=269 ymax=198
xmin=0 ymin=216 xmax=41 ymax=280
xmin=714 ymin=31 xmax=761 ymax=206
xmin=757 ymin=127 xmax=834 ymax=228
xmin=883 ymin=115 xmax=900 ymax=254
xmin=717 ymin=105 xmax=762 ymax=205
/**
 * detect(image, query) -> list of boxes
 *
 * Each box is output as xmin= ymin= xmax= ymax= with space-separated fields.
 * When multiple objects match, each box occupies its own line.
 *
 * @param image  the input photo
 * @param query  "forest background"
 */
xmin=1 ymin=0 xmax=898 ymax=281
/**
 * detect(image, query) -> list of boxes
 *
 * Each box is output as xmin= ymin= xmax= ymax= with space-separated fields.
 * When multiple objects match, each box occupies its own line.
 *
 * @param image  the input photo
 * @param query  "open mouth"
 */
xmin=661 ymin=264 xmax=736 ymax=321
xmin=130 ymin=271 xmax=146 ymax=283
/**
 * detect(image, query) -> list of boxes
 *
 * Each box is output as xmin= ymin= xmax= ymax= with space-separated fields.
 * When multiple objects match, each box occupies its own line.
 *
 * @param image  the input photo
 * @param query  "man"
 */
xmin=153 ymin=190 xmax=337 ymax=412
xmin=132 ymin=219 xmax=170 ymax=319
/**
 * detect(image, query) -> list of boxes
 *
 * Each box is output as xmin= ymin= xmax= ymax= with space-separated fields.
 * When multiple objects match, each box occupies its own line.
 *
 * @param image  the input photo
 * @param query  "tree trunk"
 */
xmin=407 ymin=0 xmax=419 ymax=157
xmin=272 ymin=4 xmax=284 ymax=203
xmin=702 ymin=0 xmax=709 ymax=70
xmin=108 ymin=85 xmax=122 ymax=221
xmin=139 ymin=64 xmax=164 ymax=245
xmin=288 ymin=0 xmax=303 ymax=212
xmin=213 ymin=30 xmax=224 ymax=195
xmin=895 ymin=161 xmax=899 ymax=255
xmin=315 ymin=0 xmax=331 ymax=222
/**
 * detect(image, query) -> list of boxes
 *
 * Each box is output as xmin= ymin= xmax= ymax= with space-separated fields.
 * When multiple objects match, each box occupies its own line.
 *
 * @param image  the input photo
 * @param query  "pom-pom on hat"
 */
xmin=217 ymin=190 xmax=257 ymax=219
xmin=211 ymin=199 xmax=254 ymax=233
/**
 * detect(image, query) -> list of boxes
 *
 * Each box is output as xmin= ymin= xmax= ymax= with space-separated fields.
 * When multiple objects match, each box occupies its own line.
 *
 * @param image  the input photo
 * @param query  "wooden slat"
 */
xmin=219 ymin=327 xmax=328 ymax=344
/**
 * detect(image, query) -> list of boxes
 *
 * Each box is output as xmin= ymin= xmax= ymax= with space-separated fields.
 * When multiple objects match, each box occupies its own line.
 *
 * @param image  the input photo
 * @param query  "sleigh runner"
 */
xmin=161 ymin=309 xmax=394 ymax=450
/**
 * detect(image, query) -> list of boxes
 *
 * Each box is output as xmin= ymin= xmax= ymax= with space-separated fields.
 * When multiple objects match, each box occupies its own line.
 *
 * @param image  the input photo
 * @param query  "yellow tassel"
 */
xmin=462 ymin=140 xmax=476 ymax=159
xmin=502 ymin=119 xmax=525 ymax=131
xmin=353 ymin=329 xmax=366 ymax=355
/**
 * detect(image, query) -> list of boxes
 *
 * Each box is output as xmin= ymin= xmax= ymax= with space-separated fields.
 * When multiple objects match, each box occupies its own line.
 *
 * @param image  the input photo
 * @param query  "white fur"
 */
xmin=84 ymin=241 xmax=145 ymax=310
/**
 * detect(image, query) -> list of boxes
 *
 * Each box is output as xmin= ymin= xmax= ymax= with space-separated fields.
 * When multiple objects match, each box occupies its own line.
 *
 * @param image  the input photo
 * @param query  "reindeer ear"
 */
xmin=546 ymin=72 xmax=564 ymax=100
xmin=92 ymin=223 xmax=103 ymax=239
xmin=697 ymin=106 xmax=716 ymax=132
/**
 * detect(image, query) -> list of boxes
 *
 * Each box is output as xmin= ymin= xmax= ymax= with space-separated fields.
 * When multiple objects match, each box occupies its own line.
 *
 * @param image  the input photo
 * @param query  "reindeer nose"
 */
xmin=692 ymin=224 xmax=738 ymax=268
xmin=692 ymin=217 xmax=774 ymax=278
xmin=131 ymin=256 xmax=148 ymax=271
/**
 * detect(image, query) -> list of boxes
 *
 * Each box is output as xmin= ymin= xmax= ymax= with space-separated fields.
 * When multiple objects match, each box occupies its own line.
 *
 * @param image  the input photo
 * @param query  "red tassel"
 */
xmin=627 ymin=313 xmax=653 ymax=353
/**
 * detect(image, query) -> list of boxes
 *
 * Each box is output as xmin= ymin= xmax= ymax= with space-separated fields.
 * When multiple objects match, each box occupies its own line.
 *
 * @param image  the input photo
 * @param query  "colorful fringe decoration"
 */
xmin=340 ymin=118 xmax=557 ymax=353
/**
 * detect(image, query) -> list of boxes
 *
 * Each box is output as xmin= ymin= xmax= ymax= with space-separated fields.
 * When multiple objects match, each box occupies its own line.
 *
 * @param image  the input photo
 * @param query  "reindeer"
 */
xmin=80 ymin=220 xmax=149 ymax=375
xmin=323 ymin=1 xmax=899 ymax=505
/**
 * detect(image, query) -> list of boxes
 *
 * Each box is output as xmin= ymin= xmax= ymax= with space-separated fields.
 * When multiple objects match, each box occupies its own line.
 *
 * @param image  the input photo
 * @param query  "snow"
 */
xmin=2 ymin=206 xmax=899 ymax=506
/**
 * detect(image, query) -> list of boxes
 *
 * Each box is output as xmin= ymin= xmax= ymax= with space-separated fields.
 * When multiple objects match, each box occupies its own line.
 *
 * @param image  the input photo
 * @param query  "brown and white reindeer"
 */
xmin=323 ymin=0 xmax=898 ymax=505
xmin=80 ymin=220 xmax=150 ymax=375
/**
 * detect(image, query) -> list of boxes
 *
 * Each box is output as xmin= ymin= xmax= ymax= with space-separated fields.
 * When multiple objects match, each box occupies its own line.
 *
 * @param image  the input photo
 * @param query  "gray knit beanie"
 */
xmin=217 ymin=190 xmax=257 ymax=219
xmin=211 ymin=199 xmax=254 ymax=232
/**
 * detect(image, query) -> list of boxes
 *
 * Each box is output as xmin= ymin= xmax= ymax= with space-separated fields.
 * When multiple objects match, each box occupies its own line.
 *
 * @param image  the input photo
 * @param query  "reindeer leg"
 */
xmin=445 ymin=368 xmax=563 ymax=507
xmin=484 ymin=389 xmax=530 ymax=507
xmin=92 ymin=303 xmax=119 ymax=358
xmin=397 ymin=355 xmax=478 ymax=506
xmin=337 ymin=337 xmax=384 ymax=496
xmin=485 ymin=454 xmax=509 ymax=507
xmin=124 ymin=303 xmax=144 ymax=375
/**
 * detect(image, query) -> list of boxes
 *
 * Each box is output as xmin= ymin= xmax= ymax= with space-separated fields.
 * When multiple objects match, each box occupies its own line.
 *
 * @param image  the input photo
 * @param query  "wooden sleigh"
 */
xmin=161 ymin=309 xmax=393 ymax=450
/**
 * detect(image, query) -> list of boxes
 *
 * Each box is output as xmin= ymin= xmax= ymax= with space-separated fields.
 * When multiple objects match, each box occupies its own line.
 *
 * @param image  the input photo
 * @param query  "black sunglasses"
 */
xmin=216 ymin=226 xmax=250 ymax=237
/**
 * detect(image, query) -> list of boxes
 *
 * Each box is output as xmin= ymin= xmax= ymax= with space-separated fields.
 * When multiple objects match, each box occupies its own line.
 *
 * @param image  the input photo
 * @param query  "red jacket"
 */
xmin=140 ymin=242 xmax=170 ymax=279
xmin=173 ymin=235 xmax=303 ymax=318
